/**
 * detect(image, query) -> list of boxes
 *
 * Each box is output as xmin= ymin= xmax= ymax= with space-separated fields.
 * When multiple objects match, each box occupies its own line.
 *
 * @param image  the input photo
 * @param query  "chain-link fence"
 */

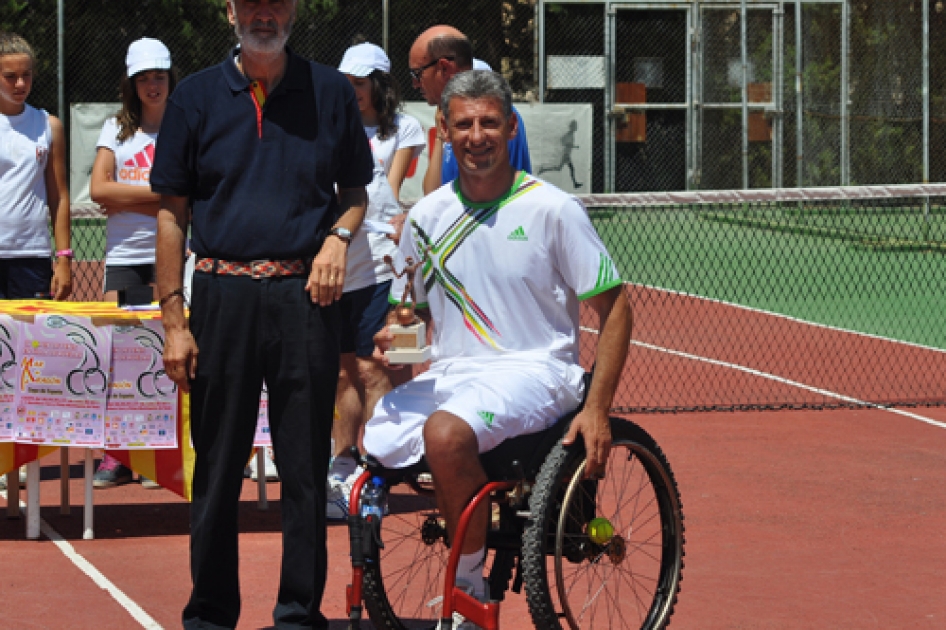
xmin=7 ymin=0 xmax=946 ymax=193
xmin=5 ymin=0 xmax=946 ymax=298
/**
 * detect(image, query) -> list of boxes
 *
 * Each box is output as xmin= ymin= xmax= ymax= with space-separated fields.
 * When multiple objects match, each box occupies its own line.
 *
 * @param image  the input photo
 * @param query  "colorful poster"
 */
xmin=253 ymin=384 xmax=271 ymax=447
xmin=105 ymin=320 xmax=178 ymax=449
xmin=14 ymin=314 xmax=111 ymax=446
xmin=0 ymin=316 xmax=19 ymax=441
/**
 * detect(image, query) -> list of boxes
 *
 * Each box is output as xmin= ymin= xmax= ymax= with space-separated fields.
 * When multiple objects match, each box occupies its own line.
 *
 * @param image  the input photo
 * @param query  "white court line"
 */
xmin=0 ymin=490 xmax=163 ymax=630
xmin=630 ymin=281 xmax=946 ymax=355
xmin=581 ymin=326 xmax=946 ymax=431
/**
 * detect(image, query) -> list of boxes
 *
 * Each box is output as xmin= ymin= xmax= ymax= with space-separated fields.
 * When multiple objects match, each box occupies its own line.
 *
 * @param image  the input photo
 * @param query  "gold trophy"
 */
xmin=383 ymin=255 xmax=431 ymax=364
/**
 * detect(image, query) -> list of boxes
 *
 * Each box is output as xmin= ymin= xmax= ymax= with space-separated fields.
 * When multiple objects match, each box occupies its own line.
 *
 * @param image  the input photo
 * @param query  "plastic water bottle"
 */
xmin=361 ymin=476 xmax=386 ymax=522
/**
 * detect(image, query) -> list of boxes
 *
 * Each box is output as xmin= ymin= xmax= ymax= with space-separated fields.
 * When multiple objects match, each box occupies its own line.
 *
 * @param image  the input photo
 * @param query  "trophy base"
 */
xmin=386 ymin=346 xmax=432 ymax=365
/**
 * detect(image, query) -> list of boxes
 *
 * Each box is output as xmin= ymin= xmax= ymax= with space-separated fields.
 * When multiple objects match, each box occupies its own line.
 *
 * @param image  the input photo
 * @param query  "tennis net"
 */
xmin=581 ymin=184 xmax=946 ymax=413
xmin=68 ymin=184 xmax=946 ymax=413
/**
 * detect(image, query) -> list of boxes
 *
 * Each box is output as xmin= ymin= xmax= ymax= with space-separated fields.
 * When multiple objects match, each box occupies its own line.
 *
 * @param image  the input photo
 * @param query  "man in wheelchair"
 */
xmin=365 ymin=69 xmax=632 ymax=608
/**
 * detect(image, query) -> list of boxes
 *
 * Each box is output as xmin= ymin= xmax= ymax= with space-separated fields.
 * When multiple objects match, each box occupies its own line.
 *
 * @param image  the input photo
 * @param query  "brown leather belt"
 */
xmin=195 ymin=257 xmax=307 ymax=279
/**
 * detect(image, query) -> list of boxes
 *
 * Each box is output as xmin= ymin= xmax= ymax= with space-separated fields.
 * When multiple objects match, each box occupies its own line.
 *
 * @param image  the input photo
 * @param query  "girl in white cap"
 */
xmin=89 ymin=37 xmax=176 ymax=488
xmin=326 ymin=41 xmax=426 ymax=518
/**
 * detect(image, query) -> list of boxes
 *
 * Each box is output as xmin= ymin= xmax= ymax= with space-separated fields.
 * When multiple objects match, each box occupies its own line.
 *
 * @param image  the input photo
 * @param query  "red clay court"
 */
xmin=3 ymin=289 xmax=946 ymax=629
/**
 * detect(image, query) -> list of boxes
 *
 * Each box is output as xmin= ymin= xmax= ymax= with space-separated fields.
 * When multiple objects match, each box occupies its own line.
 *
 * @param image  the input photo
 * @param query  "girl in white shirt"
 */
xmin=327 ymin=42 xmax=425 ymax=516
xmin=89 ymin=38 xmax=175 ymax=488
xmin=90 ymin=37 xmax=176 ymax=305
xmin=0 ymin=32 xmax=71 ymax=300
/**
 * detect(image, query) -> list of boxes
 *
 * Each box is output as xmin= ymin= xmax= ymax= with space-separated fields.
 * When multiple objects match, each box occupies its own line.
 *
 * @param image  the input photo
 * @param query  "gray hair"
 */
xmin=441 ymin=70 xmax=513 ymax=123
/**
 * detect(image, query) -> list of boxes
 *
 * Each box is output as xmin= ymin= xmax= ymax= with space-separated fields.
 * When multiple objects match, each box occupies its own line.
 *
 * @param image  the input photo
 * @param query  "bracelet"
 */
xmin=158 ymin=288 xmax=186 ymax=307
xmin=55 ymin=249 xmax=74 ymax=259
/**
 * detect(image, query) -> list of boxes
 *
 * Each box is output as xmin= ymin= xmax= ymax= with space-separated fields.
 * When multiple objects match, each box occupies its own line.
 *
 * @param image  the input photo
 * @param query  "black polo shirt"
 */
xmin=151 ymin=47 xmax=374 ymax=261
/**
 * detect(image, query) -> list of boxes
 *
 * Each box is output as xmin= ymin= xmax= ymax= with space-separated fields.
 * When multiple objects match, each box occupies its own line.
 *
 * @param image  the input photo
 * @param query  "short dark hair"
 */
xmin=441 ymin=69 xmax=513 ymax=122
xmin=427 ymin=33 xmax=472 ymax=71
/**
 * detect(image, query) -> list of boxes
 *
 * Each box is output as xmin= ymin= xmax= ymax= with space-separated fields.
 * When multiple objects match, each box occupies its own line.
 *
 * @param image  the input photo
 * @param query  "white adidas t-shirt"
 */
xmin=393 ymin=173 xmax=622 ymax=369
xmin=344 ymin=114 xmax=425 ymax=293
xmin=95 ymin=118 xmax=158 ymax=266
xmin=0 ymin=105 xmax=52 ymax=258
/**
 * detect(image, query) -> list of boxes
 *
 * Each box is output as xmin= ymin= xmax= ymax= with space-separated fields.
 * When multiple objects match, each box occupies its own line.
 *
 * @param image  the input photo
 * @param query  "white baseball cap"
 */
xmin=473 ymin=58 xmax=493 ymax=71
xmin=126 ymin=37 xmax=171 ymax=77
xmin=339 ymin=42 xmax=390 ymax=77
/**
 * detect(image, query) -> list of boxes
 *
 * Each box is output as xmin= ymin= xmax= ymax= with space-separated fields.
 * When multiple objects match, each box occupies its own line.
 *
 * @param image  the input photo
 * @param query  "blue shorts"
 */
xmin=0 ymin=258 xmax=52 ymax=299
xmin=339 ymin=281 xmax=392 ymax=357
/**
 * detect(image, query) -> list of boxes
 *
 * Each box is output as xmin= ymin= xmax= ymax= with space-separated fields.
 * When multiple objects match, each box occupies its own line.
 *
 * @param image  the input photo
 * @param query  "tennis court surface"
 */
xmin=3 ymin=184 xmax=945 ymax=628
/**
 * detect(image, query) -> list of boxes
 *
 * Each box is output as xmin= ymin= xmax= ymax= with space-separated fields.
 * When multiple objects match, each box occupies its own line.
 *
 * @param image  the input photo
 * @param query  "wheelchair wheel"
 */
xmin=361 ymin=481 xmax=451 ymax=629
xmin=522 ymin=418 xmax=685 ymax=630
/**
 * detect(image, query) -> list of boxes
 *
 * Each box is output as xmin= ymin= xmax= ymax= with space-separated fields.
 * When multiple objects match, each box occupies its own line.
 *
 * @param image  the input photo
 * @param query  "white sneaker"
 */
xmin=249 ymin=447 xmax=279 ymax=481
xmin=326 ymin=472 xmax=353 ymax=521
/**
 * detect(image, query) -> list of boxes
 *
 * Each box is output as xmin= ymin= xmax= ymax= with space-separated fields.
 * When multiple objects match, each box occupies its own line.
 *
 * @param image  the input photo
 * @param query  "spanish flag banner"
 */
xmin=110 ymin=391 xmax=195 ymax=501
xmin=0 ymin=444 xmax=57 ymax=479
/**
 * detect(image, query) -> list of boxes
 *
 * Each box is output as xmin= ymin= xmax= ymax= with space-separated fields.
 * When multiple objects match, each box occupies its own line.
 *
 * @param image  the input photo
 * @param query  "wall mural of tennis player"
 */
xmin=538 ymin=119 xmax=583 ymax=189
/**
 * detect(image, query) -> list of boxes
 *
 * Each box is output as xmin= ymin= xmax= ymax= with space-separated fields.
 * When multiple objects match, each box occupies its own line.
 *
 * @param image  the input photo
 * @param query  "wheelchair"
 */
xmin=345 ymin=407 xmax=685 ymax=630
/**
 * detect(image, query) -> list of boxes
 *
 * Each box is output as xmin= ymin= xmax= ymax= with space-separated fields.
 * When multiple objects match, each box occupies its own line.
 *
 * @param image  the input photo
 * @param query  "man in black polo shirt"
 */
xmin=151 ymin=1 xmax=373 ymax=628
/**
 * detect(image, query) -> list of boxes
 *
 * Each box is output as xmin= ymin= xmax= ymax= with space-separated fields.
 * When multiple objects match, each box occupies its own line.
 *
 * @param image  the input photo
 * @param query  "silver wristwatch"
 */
xmin=329 ymin=226 xmax=353 ymax=244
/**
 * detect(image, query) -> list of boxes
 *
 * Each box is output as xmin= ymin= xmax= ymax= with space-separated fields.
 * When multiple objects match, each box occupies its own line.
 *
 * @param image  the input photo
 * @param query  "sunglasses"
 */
xmin=409 ymin=56 xmax=454 ymax=81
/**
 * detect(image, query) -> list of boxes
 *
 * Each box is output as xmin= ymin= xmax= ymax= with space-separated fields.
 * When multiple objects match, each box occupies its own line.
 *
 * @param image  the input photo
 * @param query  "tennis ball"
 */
xmin=587 ymin=517 xmax=614 ymax=544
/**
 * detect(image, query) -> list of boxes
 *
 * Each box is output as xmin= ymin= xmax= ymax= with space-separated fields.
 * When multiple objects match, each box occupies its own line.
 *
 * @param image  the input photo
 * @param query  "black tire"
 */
xmin=361 ymin=481 xmax=451 ymax=629
xmin=522 ymin=418 xmax=685 ymax=630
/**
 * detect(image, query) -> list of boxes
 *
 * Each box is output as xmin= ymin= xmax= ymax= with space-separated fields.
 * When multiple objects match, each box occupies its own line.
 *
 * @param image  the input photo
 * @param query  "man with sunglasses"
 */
xmin=409 ymin=25 xmax=531 ymax=196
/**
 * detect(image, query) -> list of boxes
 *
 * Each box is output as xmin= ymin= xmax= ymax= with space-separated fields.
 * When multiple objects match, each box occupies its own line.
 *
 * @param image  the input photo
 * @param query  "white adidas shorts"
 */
xmin=363 ymin=356 xmax=586 ymax=469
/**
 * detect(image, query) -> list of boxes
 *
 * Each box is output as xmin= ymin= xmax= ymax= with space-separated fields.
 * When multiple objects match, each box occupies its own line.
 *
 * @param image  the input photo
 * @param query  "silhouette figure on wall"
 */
xmin=538 ymin=119 xmax=583 ymax=189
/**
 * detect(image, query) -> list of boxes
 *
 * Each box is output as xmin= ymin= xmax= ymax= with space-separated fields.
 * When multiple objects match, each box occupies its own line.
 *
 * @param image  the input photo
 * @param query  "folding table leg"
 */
xmin=83 ymin=449 xmax=94 ymax=540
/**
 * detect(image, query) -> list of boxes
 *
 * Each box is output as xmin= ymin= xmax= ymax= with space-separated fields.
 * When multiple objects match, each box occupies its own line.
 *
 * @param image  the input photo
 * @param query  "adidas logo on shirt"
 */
xmin=477 ymin=410 xmax=496 ymax=427
xmin=507 ymin=226 xmax=528 ymax=241
xmin=119 ymin=143 xmax=155 ymax=182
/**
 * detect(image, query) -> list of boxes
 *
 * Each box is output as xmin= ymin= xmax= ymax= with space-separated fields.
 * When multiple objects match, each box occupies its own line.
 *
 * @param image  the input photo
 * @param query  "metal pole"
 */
xmin=773 ymin=4 xmax=783 ymax=188
xmin=687 ymin=4 xmax=696 ymax=190
xmin=26 ymin=460 xmax=40 ymax=539
xmin=741 ymin=0 xmax=749 ymax=189
xmin=57 ymin=0 xmax=64 ymax=123
xmin=382 ymin=0 xmax=389 ymax=53
xmin=536 ymin=0 xmax=545 ymax=103
xmin=695 ymin=3 xmax=703 ymax=189
xmin=83 ymin=449 xmax=94 ymax=540
xmin=840 ymin=0 xmax=850 ymax=185
xmin=923 ymin=0 xmax=930 ymax=185
xmin=605 ymin=3 xmax=615 ymax=193
xmin=796 ymin=0 xmax=804 ymax=187
xmin=924 ymin=0 xmax=931 ymax=237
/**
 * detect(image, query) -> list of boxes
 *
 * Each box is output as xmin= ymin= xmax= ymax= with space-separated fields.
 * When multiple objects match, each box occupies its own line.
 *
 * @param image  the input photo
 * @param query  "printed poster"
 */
xmin=105 ymin=320 xmax=178 ymax=449
xmin=254 ymin=383 xmax=271 ymax=447
xmin=14 ymin=314 xmax=111 ymax=447
xmin=0 ymin=316 xmax=19 ymax=441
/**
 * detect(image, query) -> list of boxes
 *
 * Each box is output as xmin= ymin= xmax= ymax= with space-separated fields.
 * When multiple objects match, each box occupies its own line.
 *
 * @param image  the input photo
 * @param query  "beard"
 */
xmin=234 ymin=16 xmax=293 ymax=55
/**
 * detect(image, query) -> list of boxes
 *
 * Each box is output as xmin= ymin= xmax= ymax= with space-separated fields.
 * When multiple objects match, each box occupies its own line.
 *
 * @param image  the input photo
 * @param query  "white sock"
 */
xmin=329 ymin=455 xmax=358 ymax=479
xmin=456 ymin=549 xmax=487 ymax=600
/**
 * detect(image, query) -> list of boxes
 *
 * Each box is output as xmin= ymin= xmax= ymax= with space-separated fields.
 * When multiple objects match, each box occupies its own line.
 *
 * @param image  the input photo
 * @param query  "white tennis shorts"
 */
xmin=363 ymin=356 xmax=586 ymax=469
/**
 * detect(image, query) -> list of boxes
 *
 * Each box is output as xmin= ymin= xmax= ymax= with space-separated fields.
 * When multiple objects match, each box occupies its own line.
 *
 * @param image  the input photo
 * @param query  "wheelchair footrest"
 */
xmin=454 ymin=588 xmax=500 ymax=630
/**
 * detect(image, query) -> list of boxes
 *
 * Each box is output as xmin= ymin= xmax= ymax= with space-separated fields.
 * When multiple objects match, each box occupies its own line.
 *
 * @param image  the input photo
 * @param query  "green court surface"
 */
xmin=72 ymin=219 xmax=106 ymax=262
xmin=71 ymin=211 xmax=945 ymax=349
xmin=592 ymin=207 xmax=946 ymax=350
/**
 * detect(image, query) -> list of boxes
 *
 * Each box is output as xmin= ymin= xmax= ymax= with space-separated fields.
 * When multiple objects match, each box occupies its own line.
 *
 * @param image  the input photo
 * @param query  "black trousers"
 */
xmin=182 ymin=272 xmax=339 ymax=630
